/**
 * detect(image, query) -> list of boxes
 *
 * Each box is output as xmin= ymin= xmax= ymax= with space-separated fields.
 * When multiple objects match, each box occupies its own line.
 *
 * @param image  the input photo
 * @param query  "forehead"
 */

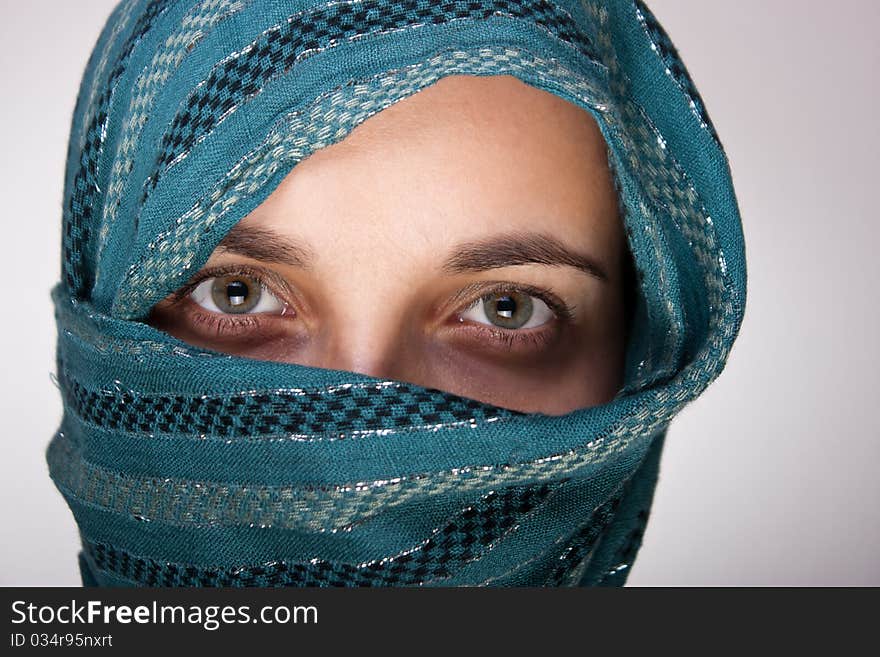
xmin=236 ymin=74 xmax=621 ymax=254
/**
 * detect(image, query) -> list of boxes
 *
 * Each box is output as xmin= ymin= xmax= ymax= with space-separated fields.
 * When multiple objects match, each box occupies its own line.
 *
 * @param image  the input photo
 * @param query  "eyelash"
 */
xmin=172 ymin=267 xmax=575 ymax=348
xmin=172 ymin=264 xmax=287 ymax=303
xmin=452 ymin=281 xmax=575 ymax=351
xmin=169 ymin=265 xmax=293 ymax=337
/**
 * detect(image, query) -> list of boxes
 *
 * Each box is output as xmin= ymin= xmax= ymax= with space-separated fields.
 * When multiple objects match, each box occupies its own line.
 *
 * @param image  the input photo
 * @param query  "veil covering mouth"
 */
xmin=50 ymin=0 xmax=746 ymax=587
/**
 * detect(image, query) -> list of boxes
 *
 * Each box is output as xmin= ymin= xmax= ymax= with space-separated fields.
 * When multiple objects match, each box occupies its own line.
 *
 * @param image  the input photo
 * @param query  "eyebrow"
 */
xmin=442 ymin=230 xmax=609 ymax=281
xmin=216 ymin=225 xmax=608 ymax=281
xmin=215 ymin=224 xmax=315 ymax=270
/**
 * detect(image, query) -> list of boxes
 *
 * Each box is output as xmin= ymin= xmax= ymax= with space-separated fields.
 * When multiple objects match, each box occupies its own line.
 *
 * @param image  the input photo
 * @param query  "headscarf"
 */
xmin=49 ymin=0 xmax=746 ymax=586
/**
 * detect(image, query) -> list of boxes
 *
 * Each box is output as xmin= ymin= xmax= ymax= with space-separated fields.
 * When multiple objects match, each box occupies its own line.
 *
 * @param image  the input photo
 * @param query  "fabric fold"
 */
xmin=51 ymin=0 xmax=746 ymax=587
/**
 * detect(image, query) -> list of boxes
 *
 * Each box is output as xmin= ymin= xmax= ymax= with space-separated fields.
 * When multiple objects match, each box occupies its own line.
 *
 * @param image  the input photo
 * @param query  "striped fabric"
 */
xmin=50 ymin=0 xmax=746 ymax=587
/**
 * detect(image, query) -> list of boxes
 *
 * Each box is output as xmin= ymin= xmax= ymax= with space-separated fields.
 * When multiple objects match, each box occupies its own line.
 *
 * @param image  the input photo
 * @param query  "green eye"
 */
xmin=190 ymin=274 xmax=284 ymax=315
xmin=461 ymin=291 xmax=554 ymax=329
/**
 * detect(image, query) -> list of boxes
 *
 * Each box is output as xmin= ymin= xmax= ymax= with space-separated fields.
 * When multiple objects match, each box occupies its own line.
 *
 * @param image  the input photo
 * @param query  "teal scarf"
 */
xmin=50 ymin=0 xmax=746 ymax=586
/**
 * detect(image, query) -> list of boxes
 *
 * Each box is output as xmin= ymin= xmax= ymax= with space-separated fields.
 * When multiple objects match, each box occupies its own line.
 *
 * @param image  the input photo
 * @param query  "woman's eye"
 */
xmin=459 ymin=291 xmax=555 ymax=329
xmin=189 ymin=274 xmax=284 ymax=315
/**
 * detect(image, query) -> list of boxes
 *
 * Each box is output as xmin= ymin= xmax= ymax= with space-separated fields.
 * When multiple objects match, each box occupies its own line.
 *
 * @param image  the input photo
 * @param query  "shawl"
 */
xmin=49 ymin=0 xmax=746 ymax=586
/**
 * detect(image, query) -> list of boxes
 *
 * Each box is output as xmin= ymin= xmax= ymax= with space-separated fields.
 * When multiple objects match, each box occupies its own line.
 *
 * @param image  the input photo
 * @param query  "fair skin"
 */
xmin=149 ymin=74 xmax=630 ymax=415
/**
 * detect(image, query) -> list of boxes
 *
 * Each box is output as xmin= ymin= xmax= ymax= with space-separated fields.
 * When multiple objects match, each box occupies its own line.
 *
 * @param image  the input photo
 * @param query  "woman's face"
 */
xmin=149 ymin=74 xmax=629 ymax=415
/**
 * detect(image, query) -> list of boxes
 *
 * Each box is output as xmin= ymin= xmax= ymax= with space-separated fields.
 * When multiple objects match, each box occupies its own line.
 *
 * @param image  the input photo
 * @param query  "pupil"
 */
xmin=496 ymin=296 xmax=516 ymax=318
xmin=226 ymin=280 xmax=249 ymax=305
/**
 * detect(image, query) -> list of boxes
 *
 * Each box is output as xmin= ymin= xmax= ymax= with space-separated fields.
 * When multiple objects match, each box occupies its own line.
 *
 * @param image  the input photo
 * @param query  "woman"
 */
xmin=50 ymin=0 xmax=746 ymax=586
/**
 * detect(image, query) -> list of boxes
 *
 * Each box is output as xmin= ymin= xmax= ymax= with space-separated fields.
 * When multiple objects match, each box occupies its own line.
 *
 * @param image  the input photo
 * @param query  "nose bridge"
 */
xmin=321 ymin=322 xmax=409 ymax=380
xmin=322 ymin=332 xmax=381 ymax=379
xmin=296 ymin=169 xmax=427 ymax=380
xmin=314 ymin=277 xmax=414 ymax=380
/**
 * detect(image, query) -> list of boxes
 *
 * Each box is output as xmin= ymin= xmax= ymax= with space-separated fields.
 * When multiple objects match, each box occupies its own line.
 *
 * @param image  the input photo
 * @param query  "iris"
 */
xmin=188 ymin=274 xmax=284 ymax=315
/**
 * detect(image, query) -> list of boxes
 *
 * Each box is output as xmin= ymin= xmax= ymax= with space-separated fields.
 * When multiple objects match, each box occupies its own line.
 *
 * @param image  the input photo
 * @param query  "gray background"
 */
xmin=1 ymin=0 xmax=877 ymax=586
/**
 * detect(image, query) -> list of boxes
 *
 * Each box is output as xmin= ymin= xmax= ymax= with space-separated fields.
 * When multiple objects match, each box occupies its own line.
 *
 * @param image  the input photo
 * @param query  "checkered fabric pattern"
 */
xmin=50 ymin=0 xmax=745 ymax=587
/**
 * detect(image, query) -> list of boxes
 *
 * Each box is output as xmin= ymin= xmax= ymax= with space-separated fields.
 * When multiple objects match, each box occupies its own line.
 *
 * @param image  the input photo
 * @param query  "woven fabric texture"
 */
xmin=50 ymin=0 xmax=746 ymax=587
